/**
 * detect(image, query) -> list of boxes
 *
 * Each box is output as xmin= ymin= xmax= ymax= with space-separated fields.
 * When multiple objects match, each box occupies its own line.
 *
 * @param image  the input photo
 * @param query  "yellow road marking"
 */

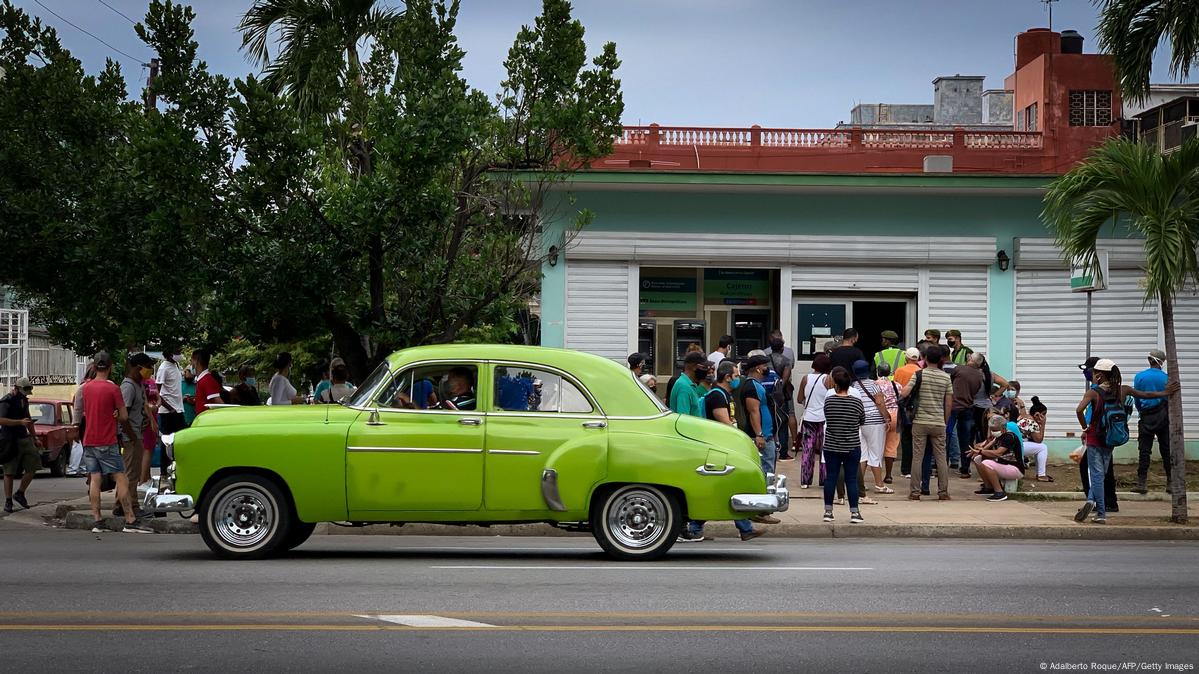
xmin=0 ymin=624 xmax=1196 ymax=635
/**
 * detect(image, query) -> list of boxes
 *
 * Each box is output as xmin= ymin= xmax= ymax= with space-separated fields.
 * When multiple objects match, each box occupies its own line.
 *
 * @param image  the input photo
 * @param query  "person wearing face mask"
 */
xmin=154 ymin=347 xmax=186 ymax=439
xmin=736 ymin=354 xmax=778 ymax=480
xmin=667 ymin=351 xmax=707 ymax=419
xmin=231 ymin=364 xmax=262 ymax=406
xmin=796 ymin=353 xmax=833 ymax=488
xmin=181 ymin=367 xmax=197 ymax=426
xmin=117 ymin=353 xmax=154 ymax=515
xmin=994 ymin=380 xmax=1025 ymax=417
xmin=1133 ymin=349 xmax=1172 ymax=494
xmin=269 ymin=351 xmax=303 ymax=406
xmin=966 ymin=415 xmax=1025 ymax=502
xmin=945 ymin=329 xmax=974 ymax=366
xmin=1075 ymin=358 xmax=1177 ymax=523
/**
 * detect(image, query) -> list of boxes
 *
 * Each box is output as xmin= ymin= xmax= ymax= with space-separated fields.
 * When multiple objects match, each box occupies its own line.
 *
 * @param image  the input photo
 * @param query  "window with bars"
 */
xmin=1069 ymin=91 xmax=1112 ymax=126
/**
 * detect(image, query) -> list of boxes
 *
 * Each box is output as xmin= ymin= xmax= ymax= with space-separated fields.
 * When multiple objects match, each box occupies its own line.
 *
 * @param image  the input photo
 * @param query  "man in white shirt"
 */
xmin=155 ymin=346 xmax=186 ymax=435
xmin=707 ymin=335 xmax=734 ymax=368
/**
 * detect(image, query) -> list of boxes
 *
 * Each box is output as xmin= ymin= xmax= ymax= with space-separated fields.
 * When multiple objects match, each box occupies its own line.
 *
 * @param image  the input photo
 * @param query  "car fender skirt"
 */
xmin=541 ymin=469 xmax=567 ymax=512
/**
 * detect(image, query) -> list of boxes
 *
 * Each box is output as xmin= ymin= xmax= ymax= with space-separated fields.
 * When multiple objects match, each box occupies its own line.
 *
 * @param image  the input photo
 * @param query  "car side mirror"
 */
xmin=366 ymin=408 xmax=384 ymax=426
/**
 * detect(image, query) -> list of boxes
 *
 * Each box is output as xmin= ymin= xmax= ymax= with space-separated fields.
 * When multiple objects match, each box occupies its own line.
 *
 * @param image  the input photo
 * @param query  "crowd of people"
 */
xmin=0 ymin=345 xmax=356 ymax=528
xmin=630 ymin=327 xmax=1180 ymax=532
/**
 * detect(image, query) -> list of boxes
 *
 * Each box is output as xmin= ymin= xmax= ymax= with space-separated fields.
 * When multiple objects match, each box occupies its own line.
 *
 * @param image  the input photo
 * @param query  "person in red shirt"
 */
xmin=80 ymin=351 xmax=152 ymax=534
xmin=190 ymin=349 xmax=222 ymax=416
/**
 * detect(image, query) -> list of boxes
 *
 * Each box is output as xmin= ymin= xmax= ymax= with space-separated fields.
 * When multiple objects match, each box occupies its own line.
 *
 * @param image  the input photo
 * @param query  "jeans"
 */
xmin=1086 ymin=445 xmax=1114 ymax=517
xmin=946 ymin=418 xmax=959 ymax=470
xmin=953 ymin=408 xmax=974 ymax=473
xmin=759 ymin=436 xmax=778 ymax=477
xmin=824 ymin=448 xmax=862 ymax=509
xmin=900 ymin=425 xmax=913 ymax=475
xmin=689 ymin=519 xmax=754 ymax=536
xmin=1079 ymin=448 xmax=1118 ymax=510
xmin=776 ymin=415 xmax=791 ymax=459
xmin=1137 ymin=405 xmax=1172 ymax=484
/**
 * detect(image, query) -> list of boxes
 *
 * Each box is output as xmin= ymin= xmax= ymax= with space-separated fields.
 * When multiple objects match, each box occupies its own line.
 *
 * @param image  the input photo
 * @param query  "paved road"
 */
xmin=1 ymin=522 xmax=1196 ymax=673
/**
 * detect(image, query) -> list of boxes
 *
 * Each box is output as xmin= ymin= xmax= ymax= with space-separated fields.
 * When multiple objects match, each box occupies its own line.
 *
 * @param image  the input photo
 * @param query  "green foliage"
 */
xmin=1042 ymin=137 xmax=1199 ymax=302
xmin=1097 ymin=0 xmax=1199 ymax=102
xmin=209 ymin=336 xmax=331 ymax=392
xmin=0 ymin=0 xmax=622 ymax=383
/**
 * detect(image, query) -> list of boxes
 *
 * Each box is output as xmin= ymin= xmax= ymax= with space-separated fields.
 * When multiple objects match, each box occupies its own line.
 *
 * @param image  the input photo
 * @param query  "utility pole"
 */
xmin=142 ymin=58 xmax=159 ymax=114
xmin=1042 ymin=0 xmax=1060 ymax=30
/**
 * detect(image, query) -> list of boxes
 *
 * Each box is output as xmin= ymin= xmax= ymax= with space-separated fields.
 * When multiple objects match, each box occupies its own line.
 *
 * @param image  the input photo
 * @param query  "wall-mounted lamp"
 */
xmin=547 ymin=244 xmax=560 ymax=267
xmin=996 ymin=249 xmax=1010 ymax=272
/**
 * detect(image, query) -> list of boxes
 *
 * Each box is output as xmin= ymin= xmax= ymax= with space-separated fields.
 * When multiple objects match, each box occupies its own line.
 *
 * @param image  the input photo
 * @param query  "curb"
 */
xmin=1011 ymin=491 xmax=1195 ymax=502
xmin=61 ymin=511 xmax=1199 ymax=541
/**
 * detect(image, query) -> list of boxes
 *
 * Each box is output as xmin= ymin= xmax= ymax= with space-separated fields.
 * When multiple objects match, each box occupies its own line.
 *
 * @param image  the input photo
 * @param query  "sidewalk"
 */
xmin=20 ymin=461 xmax=1199 ymax=541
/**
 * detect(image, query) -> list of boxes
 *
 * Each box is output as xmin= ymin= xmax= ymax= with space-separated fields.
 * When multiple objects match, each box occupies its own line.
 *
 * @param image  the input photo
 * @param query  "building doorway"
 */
xmin=794 ymin=295 xmax=914 ymax=374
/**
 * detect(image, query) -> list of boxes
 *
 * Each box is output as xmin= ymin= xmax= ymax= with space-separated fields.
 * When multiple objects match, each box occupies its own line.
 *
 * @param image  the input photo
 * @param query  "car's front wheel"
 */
xmin=50 ymin=445 xmax=68 ymax=477
xmin=199 ymin=475 xmax=293 ymax=560
xmin=591 ymin=484 xmax=681 ymax=561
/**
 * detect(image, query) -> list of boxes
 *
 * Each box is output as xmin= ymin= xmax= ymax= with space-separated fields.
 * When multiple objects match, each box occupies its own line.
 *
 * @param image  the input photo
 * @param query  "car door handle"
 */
xmin=582 ymin=421 xmax=607 ymax=429
xmin=458 ymin=418 xmax=483 ymax=426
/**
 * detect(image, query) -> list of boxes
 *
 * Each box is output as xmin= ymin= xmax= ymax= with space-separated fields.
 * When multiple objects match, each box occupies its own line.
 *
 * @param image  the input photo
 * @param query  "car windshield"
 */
xmin=345 ymin=361 xmax=390 ymax=408
xmin=29 ymin=403 xmax=55 ymax=424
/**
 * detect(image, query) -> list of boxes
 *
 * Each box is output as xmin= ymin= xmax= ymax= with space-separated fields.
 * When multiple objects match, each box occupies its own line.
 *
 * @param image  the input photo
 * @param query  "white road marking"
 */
xmin=385 ymin=546 xmax=749 ymax=553
xmin=355 ymin=614 xmax=496 ymax=628
xmin=429 ymin=566 xmax=872 ymax=571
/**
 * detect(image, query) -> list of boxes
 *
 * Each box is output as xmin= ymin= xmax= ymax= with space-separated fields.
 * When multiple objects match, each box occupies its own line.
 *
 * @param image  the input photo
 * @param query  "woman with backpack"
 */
xmin=1075 ymin=359 xmax=1175 ymax=523
xmin=795 ymin=353 xmax=832 ymax=489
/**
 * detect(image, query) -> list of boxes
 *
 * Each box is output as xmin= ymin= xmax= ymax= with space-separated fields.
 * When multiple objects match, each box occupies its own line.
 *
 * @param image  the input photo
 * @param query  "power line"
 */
xmin=96 ymin=0 xmax=138 ymax=25
xmin=33 ymin=0 xmax=145 ymax=65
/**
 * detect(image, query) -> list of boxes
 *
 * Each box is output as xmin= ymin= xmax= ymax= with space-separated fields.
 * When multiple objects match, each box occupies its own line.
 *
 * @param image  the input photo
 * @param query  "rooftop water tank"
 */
xmin=1061 ymin=30 xmax=1084 ymax=54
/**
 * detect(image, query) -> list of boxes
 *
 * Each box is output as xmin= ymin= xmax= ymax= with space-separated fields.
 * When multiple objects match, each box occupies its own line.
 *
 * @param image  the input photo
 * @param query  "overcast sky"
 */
xmin=11 ymin=0 xmax=1194 ymax=128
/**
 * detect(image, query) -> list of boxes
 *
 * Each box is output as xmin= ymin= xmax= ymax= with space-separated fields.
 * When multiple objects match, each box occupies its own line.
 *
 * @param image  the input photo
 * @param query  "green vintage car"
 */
xmin=146 ymin=345 xmax=787 ymax=560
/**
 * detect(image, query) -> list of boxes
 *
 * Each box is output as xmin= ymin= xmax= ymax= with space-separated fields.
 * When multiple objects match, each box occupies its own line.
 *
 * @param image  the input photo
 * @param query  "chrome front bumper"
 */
xmin=141 ymin=468 xmax=195 ymax=513
xmin=731 ymin=473 xmax=789 ymax=513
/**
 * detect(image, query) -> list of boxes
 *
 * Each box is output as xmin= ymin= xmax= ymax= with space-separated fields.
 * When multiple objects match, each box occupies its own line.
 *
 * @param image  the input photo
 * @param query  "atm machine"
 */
xmin=637 ymin=320 xmax=656 ymax=374
xmin=672 ymin=320 xmax=706 ymax=368
xmin=731 ymin=309 xmax=770 ymax=362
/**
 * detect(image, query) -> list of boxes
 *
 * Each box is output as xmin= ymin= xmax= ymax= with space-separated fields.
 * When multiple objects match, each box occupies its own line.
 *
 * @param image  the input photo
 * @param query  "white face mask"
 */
xmin=991 ymin=430 xmax=1003 ymax=438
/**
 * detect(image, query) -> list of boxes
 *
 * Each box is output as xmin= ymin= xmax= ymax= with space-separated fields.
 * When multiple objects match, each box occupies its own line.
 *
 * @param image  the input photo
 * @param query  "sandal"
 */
xmin=1036 ymin=475 xmax=1055 ymax=482
xmin=874 ymin=486 xmax=895 ymax=494
xmin=859 ymin=496 xmax=879 ymax=505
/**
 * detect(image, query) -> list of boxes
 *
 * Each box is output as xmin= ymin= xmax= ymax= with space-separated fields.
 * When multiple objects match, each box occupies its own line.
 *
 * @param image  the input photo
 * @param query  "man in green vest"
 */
xmin=873 ymin=330 xmax=905 ymax=379
xmin=947 ymin=329 xmax=974 ymax=365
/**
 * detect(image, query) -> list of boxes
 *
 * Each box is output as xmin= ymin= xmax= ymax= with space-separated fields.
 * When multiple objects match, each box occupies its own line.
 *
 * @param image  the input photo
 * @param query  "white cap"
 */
xmin=1093 ymin=358 xmax=1117 ymax=372
xmin=905 ymin=347 xmax=921 ymax=360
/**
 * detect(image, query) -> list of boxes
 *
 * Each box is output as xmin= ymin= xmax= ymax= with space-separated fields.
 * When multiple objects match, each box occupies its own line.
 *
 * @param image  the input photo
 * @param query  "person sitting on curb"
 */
xmin=967 ymin=415 xmax=1026 ymax=502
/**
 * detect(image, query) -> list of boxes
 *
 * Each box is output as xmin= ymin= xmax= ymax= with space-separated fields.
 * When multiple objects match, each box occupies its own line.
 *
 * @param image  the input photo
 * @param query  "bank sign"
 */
xmin=703 ymin=269 xmax=770 ymax=305
xmin=640 ymin=277 xmax=697 ymax=312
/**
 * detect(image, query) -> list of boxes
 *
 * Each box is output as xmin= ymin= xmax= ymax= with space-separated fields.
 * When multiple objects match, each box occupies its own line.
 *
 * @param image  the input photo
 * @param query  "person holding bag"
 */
xmin=795 ymin=353 xmax=832 ymax=489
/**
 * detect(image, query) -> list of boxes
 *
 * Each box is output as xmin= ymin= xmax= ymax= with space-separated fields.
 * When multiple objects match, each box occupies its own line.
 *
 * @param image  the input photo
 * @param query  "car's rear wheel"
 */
xmin=591 ymin=484 xmax=681 ymax=561
xmin=50 ymin=445 xmax=68 ymax=477
xmin=199 ymin=475 xmax=292 ymax=560
xmin=281 ymin=521 xmax=317 ymax=552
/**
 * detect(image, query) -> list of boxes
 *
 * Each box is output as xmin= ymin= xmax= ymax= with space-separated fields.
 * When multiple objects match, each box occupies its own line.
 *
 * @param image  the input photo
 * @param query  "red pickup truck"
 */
xmin=28 ymin=398 xmax=78 ymax=477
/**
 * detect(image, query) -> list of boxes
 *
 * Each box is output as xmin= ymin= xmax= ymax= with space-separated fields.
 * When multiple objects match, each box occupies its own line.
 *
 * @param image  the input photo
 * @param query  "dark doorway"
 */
xmin=852 ymin=301 xmax=908 ymax=369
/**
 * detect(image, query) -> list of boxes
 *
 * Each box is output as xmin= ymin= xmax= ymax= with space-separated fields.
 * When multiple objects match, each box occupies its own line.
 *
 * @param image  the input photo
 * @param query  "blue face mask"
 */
xmin=731 ymin=377 xmax=742 ymax=389
xmin=1083 ymin=369 xmax=1093 ymax=382
xmin=245 ymin=377 xmax=257 ymax=387
xmin=1003 ymin=390 xmax=1017 ymax=399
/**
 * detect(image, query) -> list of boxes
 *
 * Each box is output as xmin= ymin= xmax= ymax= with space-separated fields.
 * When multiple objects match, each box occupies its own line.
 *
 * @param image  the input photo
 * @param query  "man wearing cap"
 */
xmin=946 ymin=330 xmax=974 ymax=366
xmin=1133 ymin=349 xmax=1172 ymax=494
xmin=737 ymin=354 xmax=778 ymax=479
xmin=873 ymin=330 xmax=904 ymax=379
xmin=893 ymin=347 xmax=922 ymax=478
xmin=668 ymin=351 xmax=708 ymax=419
xmin=1 ymin=377 xmax=38 ymax=513
xmin=923 ymin=329 xmax=942 ymax=346
xmin=119 ymin=353 xmax=155 ymax=510
xmin=80 ymin=352 xmax=153 ymax=533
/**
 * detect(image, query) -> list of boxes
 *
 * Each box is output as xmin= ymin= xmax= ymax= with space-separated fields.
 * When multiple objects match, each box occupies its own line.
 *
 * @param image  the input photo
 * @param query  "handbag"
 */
xmin=898 ymin=370 xmax=922 ymax=427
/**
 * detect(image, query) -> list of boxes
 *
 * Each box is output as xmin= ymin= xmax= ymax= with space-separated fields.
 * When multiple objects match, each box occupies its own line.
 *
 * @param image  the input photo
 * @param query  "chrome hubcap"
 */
xmin=211 ymin=486 xmax=276 ymax=549
xmin=607 ymin=489 xmax=668 ymax=550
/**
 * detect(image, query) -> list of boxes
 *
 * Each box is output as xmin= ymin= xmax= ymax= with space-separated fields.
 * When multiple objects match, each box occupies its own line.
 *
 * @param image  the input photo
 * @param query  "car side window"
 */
xmin=60 ymin=404 xmax=73 ymax=425
xmin=378 ymin=364 xmax=479 ymax=412
xmin=493 ymin=366 xmax=593 ymax=414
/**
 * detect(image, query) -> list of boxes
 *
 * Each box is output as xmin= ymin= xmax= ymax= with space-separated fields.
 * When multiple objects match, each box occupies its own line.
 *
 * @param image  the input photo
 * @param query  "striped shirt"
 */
xmin=851 ymin=379 xmax=886 ymax=425
xmin=822 ymin=394 xmax=865 ymax=453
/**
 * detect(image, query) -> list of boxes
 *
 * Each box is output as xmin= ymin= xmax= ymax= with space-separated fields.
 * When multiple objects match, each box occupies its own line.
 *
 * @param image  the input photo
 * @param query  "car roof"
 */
xmin=386 ymin=344 xmax=664 ymax=417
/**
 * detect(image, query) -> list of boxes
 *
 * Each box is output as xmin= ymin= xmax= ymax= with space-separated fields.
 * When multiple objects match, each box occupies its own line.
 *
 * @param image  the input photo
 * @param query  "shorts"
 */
xmin=83 ymin=445 xmax=125 ymax=475
xmin=859 ymin=423 xmax=887 ymax=468
xmin=3 ymin=437 xmax=39 ymax=476
xmin=977 ymin=458 xmax=1023 ymax=481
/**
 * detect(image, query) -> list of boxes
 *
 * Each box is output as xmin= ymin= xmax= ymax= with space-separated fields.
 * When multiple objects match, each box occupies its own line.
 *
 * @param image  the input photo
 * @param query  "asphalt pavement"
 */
xmin=1 ymin=519 xmax=1197 ymax=673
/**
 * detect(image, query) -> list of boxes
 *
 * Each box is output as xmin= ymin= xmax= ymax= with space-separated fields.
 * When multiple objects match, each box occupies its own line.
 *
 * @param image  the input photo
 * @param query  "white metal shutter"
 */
xmin=1015 ymin=268 xmax=1159 ymax=441
xmin=1170 ymin=288 xmax=1199 ymax=436
xmin=927 ymin=267 xmax=989 ymax=357
xmin=791 ymin=265 xmax=918 ymax=292
xmin=564 ymin=261 xmax=630 ymax=362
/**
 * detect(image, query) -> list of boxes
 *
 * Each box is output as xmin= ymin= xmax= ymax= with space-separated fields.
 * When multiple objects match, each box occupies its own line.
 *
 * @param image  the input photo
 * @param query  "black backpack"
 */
xmin=898 ymin=370 xmax=923 ymax=428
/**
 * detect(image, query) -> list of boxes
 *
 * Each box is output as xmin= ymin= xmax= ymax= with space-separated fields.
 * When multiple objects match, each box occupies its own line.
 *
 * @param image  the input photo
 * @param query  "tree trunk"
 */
xmin=1161 ymin=294 xmax=1188 ymax=523
xmin=323 ymin=310 xmax=371 ymax=385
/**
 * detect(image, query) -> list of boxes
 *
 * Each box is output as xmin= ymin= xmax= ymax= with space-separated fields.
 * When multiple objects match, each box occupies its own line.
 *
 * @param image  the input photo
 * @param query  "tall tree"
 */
xmin=1042 ymin=137 xmax=1196 ymax=523
xmin=1096 ymin=0 xmax=1199 ymax=101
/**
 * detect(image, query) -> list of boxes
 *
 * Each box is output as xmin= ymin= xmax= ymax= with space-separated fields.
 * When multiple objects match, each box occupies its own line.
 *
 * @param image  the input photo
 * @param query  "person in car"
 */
xmin=442 ymin=368 xmax=477 ymax=411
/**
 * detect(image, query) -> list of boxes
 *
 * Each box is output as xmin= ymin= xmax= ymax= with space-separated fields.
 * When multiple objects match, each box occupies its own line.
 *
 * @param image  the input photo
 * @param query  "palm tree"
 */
xmin=239 ymin=0 xmax=404 ymax=117
xmin=1096 ymin=0 xmax=1199 ymax=102
xmin=1043 ymin=137 xmax=1198 ymax=523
